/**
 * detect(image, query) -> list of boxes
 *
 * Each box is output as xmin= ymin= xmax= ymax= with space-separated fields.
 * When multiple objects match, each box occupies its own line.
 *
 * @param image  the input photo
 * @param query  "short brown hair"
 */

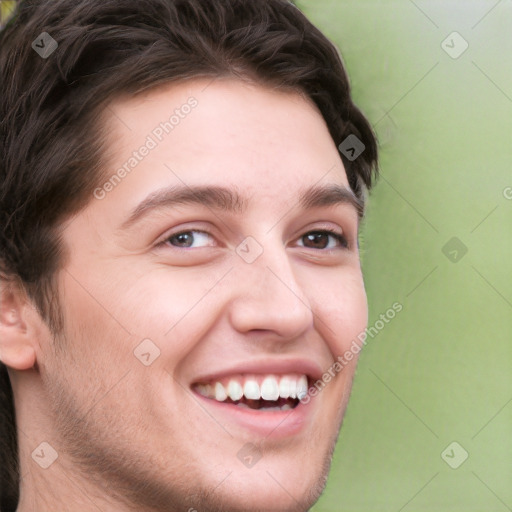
xmin=0 ymin=0 xmax=378 ymax=508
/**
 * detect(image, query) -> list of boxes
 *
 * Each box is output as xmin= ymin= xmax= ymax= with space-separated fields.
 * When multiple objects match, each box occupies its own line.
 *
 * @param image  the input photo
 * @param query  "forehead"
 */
xmin=93 ymin=78 xmax=353 ymax=222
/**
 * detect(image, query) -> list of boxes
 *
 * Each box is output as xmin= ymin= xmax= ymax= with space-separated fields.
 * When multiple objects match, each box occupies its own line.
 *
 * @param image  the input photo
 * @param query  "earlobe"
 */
xmin=0 ymin=281 xmax=37 ymax=370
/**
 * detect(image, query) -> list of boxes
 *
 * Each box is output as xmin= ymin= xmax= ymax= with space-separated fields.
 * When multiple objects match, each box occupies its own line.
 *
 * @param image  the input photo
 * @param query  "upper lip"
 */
xmin=190 ymin=358 xmax=324 ymax=385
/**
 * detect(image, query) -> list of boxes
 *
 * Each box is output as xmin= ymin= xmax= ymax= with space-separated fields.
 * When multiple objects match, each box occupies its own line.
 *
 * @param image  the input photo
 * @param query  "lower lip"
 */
xmin=192 ymin=392 xmax=315 ymax=439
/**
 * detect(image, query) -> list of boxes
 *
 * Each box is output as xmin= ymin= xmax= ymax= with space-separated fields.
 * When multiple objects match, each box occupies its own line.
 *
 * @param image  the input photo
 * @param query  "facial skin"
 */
xmin=1 ymin=78 xmax=368 ymax=512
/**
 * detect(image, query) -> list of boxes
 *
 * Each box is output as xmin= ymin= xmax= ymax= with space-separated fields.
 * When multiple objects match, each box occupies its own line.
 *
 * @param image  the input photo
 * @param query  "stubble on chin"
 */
xmin=40 ymin=327 xmax=357 ymax=512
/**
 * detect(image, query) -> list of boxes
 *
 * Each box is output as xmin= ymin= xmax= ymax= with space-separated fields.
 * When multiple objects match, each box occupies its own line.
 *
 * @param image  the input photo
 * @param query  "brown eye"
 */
xmin=299 ymin=230 xmax=348 ymax=250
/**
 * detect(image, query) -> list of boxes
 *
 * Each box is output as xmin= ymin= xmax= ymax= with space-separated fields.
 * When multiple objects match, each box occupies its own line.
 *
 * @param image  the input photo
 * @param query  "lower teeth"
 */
xmin=261 ymin=404 xmax=292 ymax=411
xmin=236 ymin=403 xmax=292 ymax=411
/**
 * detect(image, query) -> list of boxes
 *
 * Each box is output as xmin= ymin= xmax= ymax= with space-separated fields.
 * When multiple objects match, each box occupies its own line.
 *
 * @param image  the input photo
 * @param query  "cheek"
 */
xmin=313 ymin=270 xmax=368 ymax=355
xmin=53 ymin=266 xmax=156 ymax=394
xmin=117 ymin=269 xmax=224 ymax=368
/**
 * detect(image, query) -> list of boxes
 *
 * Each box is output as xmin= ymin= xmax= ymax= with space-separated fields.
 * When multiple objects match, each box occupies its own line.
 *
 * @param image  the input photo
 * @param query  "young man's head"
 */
xmin=0 ymin=1 xmax=378 ymax=511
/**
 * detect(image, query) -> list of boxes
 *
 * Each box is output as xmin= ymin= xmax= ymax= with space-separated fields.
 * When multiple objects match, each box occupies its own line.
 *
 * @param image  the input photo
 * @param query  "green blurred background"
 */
xmin=298 ymin=1 xmax=512 ymax=511
xmin=2 ymin=1 xmax=511 ymax=510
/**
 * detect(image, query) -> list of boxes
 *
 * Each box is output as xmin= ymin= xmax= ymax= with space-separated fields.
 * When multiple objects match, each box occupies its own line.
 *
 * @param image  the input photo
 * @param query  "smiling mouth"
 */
xmin=192 ymin=373 xmax=309 ymax=412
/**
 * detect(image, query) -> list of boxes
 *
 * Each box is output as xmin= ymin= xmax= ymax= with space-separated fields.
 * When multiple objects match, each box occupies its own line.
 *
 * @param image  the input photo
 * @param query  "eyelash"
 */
xmin=159 ymin=228 xmax=349 ymax=251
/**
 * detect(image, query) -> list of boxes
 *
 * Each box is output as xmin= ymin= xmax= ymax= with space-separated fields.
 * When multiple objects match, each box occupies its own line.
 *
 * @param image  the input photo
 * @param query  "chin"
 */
xmin=200 ymin=460 xmax=328 ymax=512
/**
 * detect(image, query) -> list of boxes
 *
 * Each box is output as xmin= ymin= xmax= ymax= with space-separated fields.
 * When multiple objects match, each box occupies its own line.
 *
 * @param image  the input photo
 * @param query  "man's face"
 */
xmin=42 ymin=78 xmax=368 ymax=511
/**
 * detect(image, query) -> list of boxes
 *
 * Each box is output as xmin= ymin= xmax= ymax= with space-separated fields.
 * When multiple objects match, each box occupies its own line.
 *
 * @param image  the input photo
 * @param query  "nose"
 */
xmin=228 ymin=243 xmax=314 ymax=340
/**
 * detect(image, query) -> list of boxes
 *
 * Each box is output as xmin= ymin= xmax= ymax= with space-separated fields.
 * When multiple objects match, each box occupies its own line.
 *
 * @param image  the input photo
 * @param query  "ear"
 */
xmin=0 ymin=278 xmax=38 ymax=370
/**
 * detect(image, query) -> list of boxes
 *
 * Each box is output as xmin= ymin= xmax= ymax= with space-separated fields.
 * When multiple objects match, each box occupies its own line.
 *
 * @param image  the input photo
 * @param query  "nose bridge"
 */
xmin=229 ymin=237 xmax=314 ymax=336
xmin=245 ymin=237 xmax=305 ymax=298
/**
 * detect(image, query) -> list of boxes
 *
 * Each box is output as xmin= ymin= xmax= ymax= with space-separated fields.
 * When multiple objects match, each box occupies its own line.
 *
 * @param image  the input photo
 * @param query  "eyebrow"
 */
xmin=120 ymin=183 xmax=364 ymax=230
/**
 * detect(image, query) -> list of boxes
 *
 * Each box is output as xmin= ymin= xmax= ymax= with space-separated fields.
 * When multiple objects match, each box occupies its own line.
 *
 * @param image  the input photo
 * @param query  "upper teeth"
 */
xmin=195 ymin=374 xmax=308 ymax=402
